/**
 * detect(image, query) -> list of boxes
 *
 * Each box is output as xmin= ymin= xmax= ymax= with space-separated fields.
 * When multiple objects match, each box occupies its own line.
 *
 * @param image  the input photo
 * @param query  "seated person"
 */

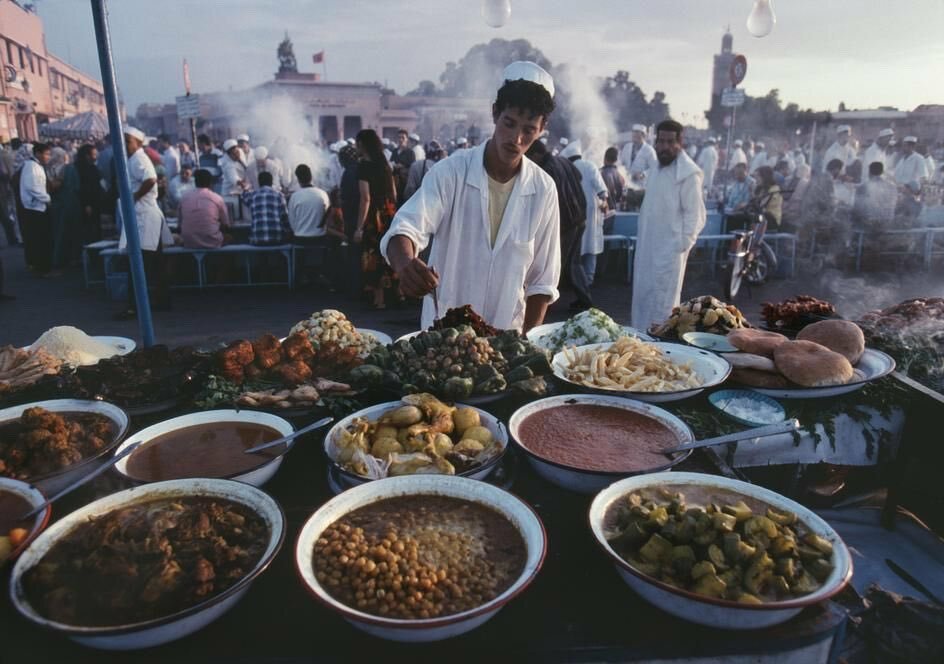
xmin=852 ymin=162 xmax=897 ymax=231
xmin=240 ymin=171 xmax=291 ymax=246
xmin=168 ymin=165 xmax=195 ymax=211
xmin=178 ymin=168 xmax=230 ymax=249
xmin=754 ymin=165 xmax=783 ymax=229
xmin=287 ymin=164 xmax=331 ymax=245
xmin=722 ymin=162 xmax=755 ymax=230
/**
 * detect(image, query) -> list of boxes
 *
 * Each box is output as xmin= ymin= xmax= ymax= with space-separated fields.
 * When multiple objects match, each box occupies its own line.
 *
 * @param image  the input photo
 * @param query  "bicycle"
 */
xmin=722 ymin=189 xmax=788 ymax=300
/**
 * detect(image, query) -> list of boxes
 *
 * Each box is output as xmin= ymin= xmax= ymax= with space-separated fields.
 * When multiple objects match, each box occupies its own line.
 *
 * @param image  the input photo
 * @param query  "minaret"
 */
xmin=712 ymin=27 xmax=735 ymax=102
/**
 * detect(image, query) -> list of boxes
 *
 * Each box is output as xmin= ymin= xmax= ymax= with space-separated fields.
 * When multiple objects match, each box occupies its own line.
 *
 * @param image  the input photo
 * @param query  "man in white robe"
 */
xmin=727 ymin=139 xmax=748 ymax=171
xmin=572 ymin=146 xmax=608 ymax=285
xmin=696 ymin=137 xmax=719 ymax=189
xmin=862 ymin=128 xmax=894 ymax=176
xmin=382 ymin=62 xmax=561 ymax=332
xmin=619 ymin=124 xmax=657 ymax=189
xmin=749 ymin=141 xmax=769 ymax=175
xmin=823 ymin=125 xmax=857 ymax=173
xmin=894 ymin=136 xmax=929 ymax=187
xmin=631 ymin=119 xmax=706 ymax=331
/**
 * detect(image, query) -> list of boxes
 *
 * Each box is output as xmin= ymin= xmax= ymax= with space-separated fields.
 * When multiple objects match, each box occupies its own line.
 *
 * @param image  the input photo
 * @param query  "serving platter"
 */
xmin=551 ymin=342 xmax=731 ymax=403
xmin=748 ymin=348 xmax=896 ymax=400
xmin=356 ymin=328 xmax=393 ymax=346
xmin=25 ymin=335 xmax=136 ymax=360
xmin=527 ymin=322 xmax=653 ymax=352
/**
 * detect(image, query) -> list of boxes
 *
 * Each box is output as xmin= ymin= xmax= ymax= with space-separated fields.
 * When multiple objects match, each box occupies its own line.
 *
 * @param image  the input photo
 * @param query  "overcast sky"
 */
xmin=38 ymin=0 xmax=944 ymax=127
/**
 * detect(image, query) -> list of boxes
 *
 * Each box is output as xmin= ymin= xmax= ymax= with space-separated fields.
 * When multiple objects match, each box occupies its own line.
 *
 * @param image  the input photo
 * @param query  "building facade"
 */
xmin=0 ymin=0 xmax=108 ymax=141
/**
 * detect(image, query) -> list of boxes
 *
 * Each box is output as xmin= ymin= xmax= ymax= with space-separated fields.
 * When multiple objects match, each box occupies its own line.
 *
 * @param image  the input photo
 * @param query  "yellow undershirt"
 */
xmin=487 ymin=174 xmax=517 ymax=247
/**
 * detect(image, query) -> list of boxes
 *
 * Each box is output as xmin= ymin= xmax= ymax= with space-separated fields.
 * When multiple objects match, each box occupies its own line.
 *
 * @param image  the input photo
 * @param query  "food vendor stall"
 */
xmin=1 ymin=300 xmax=942 ymax=662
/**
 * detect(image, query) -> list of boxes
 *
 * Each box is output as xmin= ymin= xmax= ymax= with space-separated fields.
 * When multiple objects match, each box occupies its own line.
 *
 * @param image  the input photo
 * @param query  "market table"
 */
xmin=0 ymin=395 xmax=850 ymax=663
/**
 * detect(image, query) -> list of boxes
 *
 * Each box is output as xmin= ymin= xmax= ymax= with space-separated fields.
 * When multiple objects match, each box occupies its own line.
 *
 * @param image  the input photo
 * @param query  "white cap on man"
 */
xmin=236 ymin=133 xmax=250 ymax=143
xmin=560 ymin=141 xmax=580 ymax=158
xmin=222 ymin=138 xmax=238 ymax=152
xmin=903 ymin=136 xmax=918 ymax=143
xmin=408 ymin=132 xmax=420 ymax=143
xmin=501 ymin=61 xmax=555 ymax=98
xmin=632 ymin=124 xmax=647 ymax=134
xmin=734 ymin=139 xmax=743 ymax=147
xmin=456 ymin=137 xmax=468 ymax=146
xmin=878 ymin=128 xmax=895 ymax=139
xmin=756 ymin=141 xmax=765 ymax=149
xmin=559 ymin=137 xmax=569 ymax=146
xmin=254 ymin=146 xmax=269 ymax=160
xmin=346 ymin=138 xmax=355 ymax=146
xmin=123 ymin=126 xmax=145 ymax=143
xmin=836 ymin=125 xmax=851 ymax=134
xmin=706 ymin=136 xmax=717 ymax=144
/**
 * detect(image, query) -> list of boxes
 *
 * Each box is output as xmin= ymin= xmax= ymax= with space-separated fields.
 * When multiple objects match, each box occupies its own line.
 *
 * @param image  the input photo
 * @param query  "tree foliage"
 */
xmin=706 ymin=88 xmax=831 ymax=138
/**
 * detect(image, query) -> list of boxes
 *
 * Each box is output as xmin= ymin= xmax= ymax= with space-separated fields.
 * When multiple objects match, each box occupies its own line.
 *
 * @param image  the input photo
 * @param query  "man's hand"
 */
xmin=397 ymin=257 xmax=439 ymax=298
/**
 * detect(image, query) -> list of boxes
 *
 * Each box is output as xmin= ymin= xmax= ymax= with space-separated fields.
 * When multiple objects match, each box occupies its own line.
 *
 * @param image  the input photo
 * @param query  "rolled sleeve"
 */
xmin=380 ymin=162 xmax=448 ymax=262
xmin=523 ymin=187 xmax=561 ymax=303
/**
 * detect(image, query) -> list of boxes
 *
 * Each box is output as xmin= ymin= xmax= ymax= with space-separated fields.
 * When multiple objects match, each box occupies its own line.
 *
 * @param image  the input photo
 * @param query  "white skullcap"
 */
xmin=559 ymin=137 xmax=569 ymax=146
xmin=903 ymin=136 xmax=918 ymax=143
xmin=755 ymin=141 xmax=765 ymax=149
xmin=836 ymin=125 xmax=851 ymax=133
xmin=502 ymin=61 xmax=555 ymax=98
xmin=878 ymin=128 xmax=895 ymax=138
xmin=734 ymin=139 xmax=743 ymax=146
xmin=222 ymin=139 xmax=238 ymax=152
xmin=408 ymin=133 xmax=420 ymax=142
xmin=632 ymin=124 xmax=647 ymax=134
xmin=559 ymin=141 xmax=580 ymax=158
xmin=254 ymin=146 xmax=269 ymax=160
xmin=346 ymin=138 xmax=355 ymax=145
xmin=539 ymin=137 xmax=548 ymax=145
xmin=123 ymin=126 xmax=145 ymax=142
xmin=456 ymin=137 xmax=468 ymax=145
xmin=236 ymin=134 xmax=250 ymax=143
xmin=706 ymin=136 xmax=717 ymax=144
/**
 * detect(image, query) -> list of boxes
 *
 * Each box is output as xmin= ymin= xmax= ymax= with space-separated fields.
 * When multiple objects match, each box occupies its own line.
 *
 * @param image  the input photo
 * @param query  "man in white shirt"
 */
xmin=823 ymin=125 xmax=857 ymax=174
xmin=18 ymin=142 xmax=53 ymax=275
xmin=168 ymin=165 xmax=195 ymax=209
xmin=619 ymin=124 xmax=658 ymax=189
xmin=246 ymin=146 xmax=284 ymax=192
xmin=236 ymin=134 xmax=252 ymax=167
xmin=116 ymin=126 xmax=171 ymax=318
xmin=862 ymin=128 xmax=894 ymax=177
xmin=749 ymin=141 xmax=769 ymax=175
xmin=158 ymin=135 xmax=180 ymax=181
xmin=894 ymin=136 xmax=929 ymax=188
xmin=727 ymin=139 xmax=748 ymax=171
xmin=288 ymin=164 xmax=330 ymax=239
xmin=696 ymin=137 xmax=719 ymax=189
xmin=382 ymin=61 xmax=561 ymax=332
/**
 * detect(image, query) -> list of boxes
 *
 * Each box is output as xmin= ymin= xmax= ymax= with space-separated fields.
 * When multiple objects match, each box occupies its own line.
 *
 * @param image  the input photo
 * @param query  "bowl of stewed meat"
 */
xmin=0 ymin=399 xmax=130 ymax=495
xmin=508 ymin=395 xmax=695 ymax=493
xmin=295 ymin=474 xmax=546 ymax=642
xmin=9 ymin=478 xmax=285 ymax=650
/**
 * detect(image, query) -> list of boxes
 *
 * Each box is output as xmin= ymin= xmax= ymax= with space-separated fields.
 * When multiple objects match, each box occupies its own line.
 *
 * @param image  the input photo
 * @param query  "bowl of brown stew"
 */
xmin=295 ymin=474 xmax=546 ymax=642
xmin=0 ymin=399 xmax=130 ymax=495
xmin=0 ymin=477 xmax=51 ymax=566
xmin=508 ymin=395 xmax=694 ymax=494
xmin=9 ymin=477 xmax=285 ymax=650
xmin=112 ymin=409 xmax=294 ymax=487
xmin=589 ymin=472 xmax=853 ymax=629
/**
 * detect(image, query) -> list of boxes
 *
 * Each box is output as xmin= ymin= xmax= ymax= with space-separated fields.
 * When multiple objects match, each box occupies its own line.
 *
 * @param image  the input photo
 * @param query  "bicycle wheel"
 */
xmin=724 ymin=253 xmax=744 ymax=299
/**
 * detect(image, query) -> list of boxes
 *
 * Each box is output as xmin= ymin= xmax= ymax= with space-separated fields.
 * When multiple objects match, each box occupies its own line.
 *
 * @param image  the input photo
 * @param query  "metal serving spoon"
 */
xmin=243 ymin=416 xmax=333 ymax=455
xmin=664 ymin=418 xmax=801 ymax=454
xmin=21 ymin=442 xmax=142 ymax=520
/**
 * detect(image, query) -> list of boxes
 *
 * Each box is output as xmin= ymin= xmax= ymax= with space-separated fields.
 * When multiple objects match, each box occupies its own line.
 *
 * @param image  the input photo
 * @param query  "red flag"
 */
xmin=312 ymin=51 xmax=325 ymax=64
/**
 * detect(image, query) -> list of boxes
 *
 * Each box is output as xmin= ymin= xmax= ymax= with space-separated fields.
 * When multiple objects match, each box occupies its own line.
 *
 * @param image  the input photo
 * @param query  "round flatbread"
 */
xmin=774 ymin=340 xmax=854 ymax=387
xmin=728 ymin=328 xmax=789 ymax=358
xmin=796 ymin=320 xmax=865 ymax=365
xmin=726 ymin=353 xmax=777 ymax=372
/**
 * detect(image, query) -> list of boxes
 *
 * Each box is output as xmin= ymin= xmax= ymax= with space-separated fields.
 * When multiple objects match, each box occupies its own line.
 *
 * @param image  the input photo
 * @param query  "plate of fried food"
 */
xmin=551 ymin=336 xmax=731 ymax=403
xmin=0 ymin=346 xmax=62 ymax=397
xmin=724 ymin=321 xmax=896 ymax=399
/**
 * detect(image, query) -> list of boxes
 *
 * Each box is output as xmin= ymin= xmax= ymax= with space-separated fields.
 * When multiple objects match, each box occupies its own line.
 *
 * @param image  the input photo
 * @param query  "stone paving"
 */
xmin=1 ymin=243 xmax=937 ymax=348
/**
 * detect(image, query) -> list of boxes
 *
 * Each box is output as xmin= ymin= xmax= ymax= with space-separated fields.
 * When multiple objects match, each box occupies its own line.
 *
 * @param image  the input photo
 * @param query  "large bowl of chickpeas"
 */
xmin=295 ymin=474 xmax=546 ymax=642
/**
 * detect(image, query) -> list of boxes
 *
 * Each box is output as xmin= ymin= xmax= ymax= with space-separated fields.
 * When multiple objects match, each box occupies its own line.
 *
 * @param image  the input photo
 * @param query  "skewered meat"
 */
xmin=762 ymin=295 xmax=836 ymax=330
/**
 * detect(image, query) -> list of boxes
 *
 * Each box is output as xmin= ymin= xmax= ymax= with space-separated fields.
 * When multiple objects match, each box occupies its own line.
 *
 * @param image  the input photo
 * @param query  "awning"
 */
xmin=38 ymin=110 xmax=110 ymax=140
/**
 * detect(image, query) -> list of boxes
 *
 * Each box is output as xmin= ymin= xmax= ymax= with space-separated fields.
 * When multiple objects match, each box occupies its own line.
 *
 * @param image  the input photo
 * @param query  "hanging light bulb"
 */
xmin=746 ymin=0 xmax=776 ymax=38
xmin=482 ymin=0 xmax=511 ymax=28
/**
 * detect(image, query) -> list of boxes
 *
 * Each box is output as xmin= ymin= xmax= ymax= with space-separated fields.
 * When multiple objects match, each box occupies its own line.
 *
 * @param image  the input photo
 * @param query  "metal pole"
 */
xmin=90 ymin=0 xmax=154 ymax=346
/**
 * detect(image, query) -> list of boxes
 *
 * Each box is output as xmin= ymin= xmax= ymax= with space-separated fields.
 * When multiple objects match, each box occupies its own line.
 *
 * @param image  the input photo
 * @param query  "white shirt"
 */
xmin=118 ymin=148 xmax=167 ymax=252
xmin=862 ymin=143 xmax=887 ymax=173
xmin=573 ymin=158 xmax=608 ymax=256
xmin=380 ymin=142 xmax=561 ymax=331
xmin=287 ymin=185 xmax=331 ymax=237
xmin=246 ymin=158 xmax=284 ymax=191
xmin=19 ymin=158 xmax=50 ymax=211
xmin=696 ymin=146 xmax=719 ymax=188
xmin=894 ymin=152 xmax=929 ymax=186
xmin=750 ymin=150 xmax=769 ymax=174
xmin=823 ymin=141 xmax=857 ymax=172
xmin=727 ymin=147 xmax=748 ymax=170
xmin=619 ymin=141 xmax=658 ymax=186
xmin=161 ymin=146 xmax=180 ymax=181
xmin=220 ymin=155 xmax=246 ymax=195
xmin=412 ymin=145 xmax=426 ymax=162
xmin=631 ymin=151 xmax=706 ymax=331
xmin=169 ymin=175 xmax=195 ymax=205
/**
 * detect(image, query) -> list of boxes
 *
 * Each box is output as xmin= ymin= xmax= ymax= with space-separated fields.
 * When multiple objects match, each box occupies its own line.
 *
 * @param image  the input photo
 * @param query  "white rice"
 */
xmin=32 ymin=326 xmax=120 ymax=366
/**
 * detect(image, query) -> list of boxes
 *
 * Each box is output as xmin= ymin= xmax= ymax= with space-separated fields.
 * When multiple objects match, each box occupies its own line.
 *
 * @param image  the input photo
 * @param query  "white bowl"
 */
xmin=589 ymin=472 xmax=853 ymax=630
xmin=527 ymin=321 xmax=654 ymax=353
xmin=295 ymin=474 xmax=545 ymax=642
xmin=0 ymin=399 xmax=130 ymax=496
xmin=748 ymin=348 xmax=896 ymax=400
xmin=508 ymin=395 xmax=694 ymax=494
xmin=0 ymin=477 xmax=52 ymax=565
xmin=25 ymin=335 xmax=135 ymax=360
xmin=113 ymin=410 xmax=294 ymax=487
xmin=324 ymin=401 xmax=508 ymax=492
xmin=9 ymin=478 xmax=285 ymax=650
xmin=551 ymin=341 xmax=731 ymax=403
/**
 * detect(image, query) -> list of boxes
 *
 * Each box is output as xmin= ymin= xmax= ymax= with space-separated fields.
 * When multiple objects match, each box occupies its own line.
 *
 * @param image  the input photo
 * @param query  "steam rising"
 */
xmin=555 ymin=65 xmax=616 ymax=167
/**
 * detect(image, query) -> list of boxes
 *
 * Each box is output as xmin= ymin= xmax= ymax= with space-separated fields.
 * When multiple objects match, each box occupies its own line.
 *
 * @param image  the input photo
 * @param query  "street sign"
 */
xmin=176 ymin=94 xmax=200 ymax=119
xmin=721 ymin=87 xmax=745 ymax=107
xmin=729 ymin=54 xmax=748 ymax=87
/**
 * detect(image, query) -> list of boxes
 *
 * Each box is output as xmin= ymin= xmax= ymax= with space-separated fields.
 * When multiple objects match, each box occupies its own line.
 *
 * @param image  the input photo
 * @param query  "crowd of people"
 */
xmin=1 ymin=70 xmax=941 ymax=331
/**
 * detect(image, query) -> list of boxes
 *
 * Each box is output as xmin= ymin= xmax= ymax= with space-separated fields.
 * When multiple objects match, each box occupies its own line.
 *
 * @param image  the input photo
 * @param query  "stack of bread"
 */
xmin=725 ymin=320 xmax=866 ymax=389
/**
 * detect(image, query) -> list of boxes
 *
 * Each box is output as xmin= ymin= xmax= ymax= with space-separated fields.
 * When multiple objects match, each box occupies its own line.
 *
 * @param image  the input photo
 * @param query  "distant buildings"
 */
xmin=0 ymin=0 xmax=109 ymax=141
xmin=135 ymin=33 xmax=494 ymax=146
